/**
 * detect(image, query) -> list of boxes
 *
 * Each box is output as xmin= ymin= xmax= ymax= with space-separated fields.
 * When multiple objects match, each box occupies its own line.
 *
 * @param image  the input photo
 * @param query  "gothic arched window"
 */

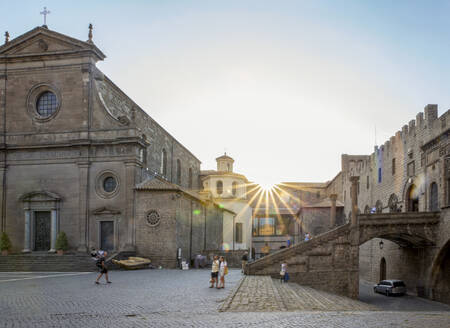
xmin=160 ymin=149 xmax=167 ymax=176
xmin=176 ymin=159 xmax=181 ymax=185
xmin=216 ymin=180 xmax=223 ymax=195
xmin=188 ymin=168 xmax=193 ymax=189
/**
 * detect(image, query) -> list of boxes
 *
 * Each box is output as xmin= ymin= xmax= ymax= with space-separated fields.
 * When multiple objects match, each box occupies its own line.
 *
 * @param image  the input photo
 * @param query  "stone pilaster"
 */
xmin=49 ymin=209 xmax=57 ymax=253
xmin=329 ymin=194 xmax=337 ymax=229
xmin=124 ymin=161 xmax=140 ymax=251
xmin=77 ymin=162 xmax=90 ymax=252
xmin=22 ymin=209 xmax=31 ymax=253
xmin=350 ymin=176 xmax=359 ymax=227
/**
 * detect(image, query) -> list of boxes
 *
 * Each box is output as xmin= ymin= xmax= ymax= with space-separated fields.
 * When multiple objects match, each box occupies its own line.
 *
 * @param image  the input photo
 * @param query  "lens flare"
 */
xmin=221 ymin=243 xmax=230 ymax=252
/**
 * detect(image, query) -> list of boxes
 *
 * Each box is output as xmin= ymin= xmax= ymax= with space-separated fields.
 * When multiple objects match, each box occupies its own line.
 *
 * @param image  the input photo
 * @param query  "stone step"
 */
xmin=0 ymin=254 xmax=97 ymax=272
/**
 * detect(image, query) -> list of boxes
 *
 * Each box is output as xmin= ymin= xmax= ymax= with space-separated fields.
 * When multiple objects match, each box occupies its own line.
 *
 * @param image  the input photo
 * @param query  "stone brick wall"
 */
xmin=135 ymin=190 xmax=224 ymax=268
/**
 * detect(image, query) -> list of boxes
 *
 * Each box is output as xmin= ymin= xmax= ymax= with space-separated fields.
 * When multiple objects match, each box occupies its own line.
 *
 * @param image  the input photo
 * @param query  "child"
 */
xmin=280 ymin=261 xmax=287 ymax=283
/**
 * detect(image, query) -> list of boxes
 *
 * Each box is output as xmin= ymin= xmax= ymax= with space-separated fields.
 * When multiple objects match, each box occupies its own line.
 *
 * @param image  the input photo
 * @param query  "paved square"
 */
xmin=0 ymin=269 xmax=449 ymax=327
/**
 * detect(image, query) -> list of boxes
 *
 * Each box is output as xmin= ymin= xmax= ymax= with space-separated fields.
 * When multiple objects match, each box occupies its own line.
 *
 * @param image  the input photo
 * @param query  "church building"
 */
xmin=0 ymin=25 xmax=226 ymax=268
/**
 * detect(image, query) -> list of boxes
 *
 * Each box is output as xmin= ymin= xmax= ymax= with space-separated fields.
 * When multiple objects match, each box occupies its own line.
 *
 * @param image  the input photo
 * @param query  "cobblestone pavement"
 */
xmin=0 ymin=270 xmax=449 ymax=327
xmin=221 ymin=275 xmax=378 ymax=312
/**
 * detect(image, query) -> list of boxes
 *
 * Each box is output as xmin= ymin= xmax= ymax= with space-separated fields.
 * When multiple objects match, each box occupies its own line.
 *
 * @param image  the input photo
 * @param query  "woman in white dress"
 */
xmin=218 ymin=256 xmax=228 ymax=289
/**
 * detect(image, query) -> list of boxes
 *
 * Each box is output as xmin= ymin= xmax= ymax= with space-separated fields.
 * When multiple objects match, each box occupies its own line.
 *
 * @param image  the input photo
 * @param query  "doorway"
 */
xmin=34 ymin=211 xmax=51 ymax=251
xmin=380 ymin=257 xmax=387 ymax=281
xmin=406 ymin=185 xmax=419 ymax=212
xmin=100 ymin=221 xmax=114 ymax=251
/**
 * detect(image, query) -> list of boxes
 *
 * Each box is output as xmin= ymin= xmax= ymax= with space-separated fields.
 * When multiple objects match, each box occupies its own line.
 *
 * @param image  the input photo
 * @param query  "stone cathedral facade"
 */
xmin=0 ymin=26 xmax=226 ymax=268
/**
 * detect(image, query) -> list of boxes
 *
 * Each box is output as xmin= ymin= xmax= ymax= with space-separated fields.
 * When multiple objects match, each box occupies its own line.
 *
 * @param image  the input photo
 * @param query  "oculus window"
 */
xmin=36 ymin=91 xmax=59 ymax=118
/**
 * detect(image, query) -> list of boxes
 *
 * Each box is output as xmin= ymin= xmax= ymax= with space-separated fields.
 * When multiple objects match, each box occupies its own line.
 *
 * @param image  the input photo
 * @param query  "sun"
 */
xmin=258 ymin=179 xmax=279 ymax=192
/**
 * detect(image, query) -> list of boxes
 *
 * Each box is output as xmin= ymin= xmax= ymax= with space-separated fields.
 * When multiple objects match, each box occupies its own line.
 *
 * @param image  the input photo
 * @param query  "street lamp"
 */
xmin=379 ymin=240 xmax=384 ymax=250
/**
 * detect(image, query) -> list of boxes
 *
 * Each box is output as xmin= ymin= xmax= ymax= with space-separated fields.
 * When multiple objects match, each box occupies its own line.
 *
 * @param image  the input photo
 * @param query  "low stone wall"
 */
xmin=204 ymin=249 xmax=248 ymax=268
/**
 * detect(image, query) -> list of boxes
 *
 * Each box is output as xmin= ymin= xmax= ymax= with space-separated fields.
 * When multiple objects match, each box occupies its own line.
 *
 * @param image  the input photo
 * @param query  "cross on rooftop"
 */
xmin=40 ymin=7 xmax=51 ymax=27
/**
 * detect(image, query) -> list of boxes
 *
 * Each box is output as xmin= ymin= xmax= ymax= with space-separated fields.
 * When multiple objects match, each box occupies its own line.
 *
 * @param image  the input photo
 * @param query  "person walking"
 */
xmin=210 ymin=255 xmax=219 ymax=288
xmin=218 ymin=256 xmax=228 ymax=289
xmin=241 ymin=251 xmax=248 ymax=273
xmin=95 ymin=251 xmax=111 ymax=284
xmin=280 ymin=261 xmax=289 ymax=283
xmin=305 ymin=232 xmax=311 ymax=241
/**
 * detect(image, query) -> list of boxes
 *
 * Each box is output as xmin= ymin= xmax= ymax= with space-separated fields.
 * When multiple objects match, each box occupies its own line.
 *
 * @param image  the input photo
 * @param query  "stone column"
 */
xmin=329 ymin=194 xmax=337 ymax=229
xmin=350 ymin=176 xmax=359 ymax=227
xmin=124 ymin=161 xmax=139 ymax=251
xmin=49 ymin=209 xmax=57 ymax=253
xmin=22 ymin=209 xmax=31 ymax=253
xmin=77 ymin=162 xmax=90 ymax=252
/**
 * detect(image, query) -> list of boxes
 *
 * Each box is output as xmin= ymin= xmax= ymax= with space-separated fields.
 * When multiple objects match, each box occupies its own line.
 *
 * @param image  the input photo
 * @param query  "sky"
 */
xmin=1 ymin=0 xmax=450 ymax=187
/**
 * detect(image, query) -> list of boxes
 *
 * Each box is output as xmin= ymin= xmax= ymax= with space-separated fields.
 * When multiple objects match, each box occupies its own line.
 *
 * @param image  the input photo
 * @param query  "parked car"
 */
xmin=374 ymin=280 xmax=406 ymax=296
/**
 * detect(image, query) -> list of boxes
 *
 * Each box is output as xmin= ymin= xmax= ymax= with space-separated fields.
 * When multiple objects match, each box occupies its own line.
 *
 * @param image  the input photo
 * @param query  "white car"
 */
xmin=373 ymin=280 xmax=406 ymax=296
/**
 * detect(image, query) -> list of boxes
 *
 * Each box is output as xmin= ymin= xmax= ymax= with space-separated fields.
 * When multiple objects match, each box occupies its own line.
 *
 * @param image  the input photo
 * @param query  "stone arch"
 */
xmin=375 ymin=200 xmax=383 ymax=213
xmin=388 ymin=194 xmax=399 ymax=213
xmin=430 ymin=239 xmax=450 ymax=304
xmin=405 ymin=184 xmax=419 ymax=212
xmin=429 ymin=182 xmax=439 ymax=211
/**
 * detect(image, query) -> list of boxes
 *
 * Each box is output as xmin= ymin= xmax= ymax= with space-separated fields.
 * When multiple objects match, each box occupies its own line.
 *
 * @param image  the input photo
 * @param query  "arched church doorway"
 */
xmin=380 ymin=257 xmax=386 ymax=281
xmin=406 ymin=185 xmax=419 ymax=212
xmin=431 ymin=240 xmax=450 ymax=305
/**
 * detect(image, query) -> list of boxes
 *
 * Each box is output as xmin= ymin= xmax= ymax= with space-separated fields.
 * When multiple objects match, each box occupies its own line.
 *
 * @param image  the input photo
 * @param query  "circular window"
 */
xmin=26 ymin=83 xmax=62 ymax=122
xmin=36 ymin=91 xmax=59 ymax=117
xmin=95 ymin=171 xmax=120 ymax=199
xmin=146 ymin=210 xmax=160 ymax=226
xmin=103 ymin=177 xmax=117 ymax=193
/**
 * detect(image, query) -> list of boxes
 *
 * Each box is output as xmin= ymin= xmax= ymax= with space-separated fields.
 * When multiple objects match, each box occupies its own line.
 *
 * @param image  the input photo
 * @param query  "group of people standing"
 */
xmin=210 ymin=255 xmax=228 ymax=289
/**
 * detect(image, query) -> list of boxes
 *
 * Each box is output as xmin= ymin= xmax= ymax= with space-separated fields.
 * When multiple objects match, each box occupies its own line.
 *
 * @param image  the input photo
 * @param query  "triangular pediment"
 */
xmin=0 ymin=26 xmax=105 ymax=60
xmin=92 ymin=206 xmax=121 ymax=215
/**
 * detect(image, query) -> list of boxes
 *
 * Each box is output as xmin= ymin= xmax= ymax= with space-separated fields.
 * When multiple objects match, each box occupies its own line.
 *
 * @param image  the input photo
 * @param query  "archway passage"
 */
xmin=380 ymin=257 xmax=386 ymax=281
xmin=431 ymin=240 xmax=450 ymax=305
xmin=406 ymin=185 xmax=419 ymax=212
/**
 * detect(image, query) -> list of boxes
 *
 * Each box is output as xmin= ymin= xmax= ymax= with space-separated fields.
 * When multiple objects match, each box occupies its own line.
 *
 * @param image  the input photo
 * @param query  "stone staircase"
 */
xmin=245 ymin=223 xmax=359 ymax=298
xmin=0 ymin=251 xmax=139 ymax=272
xmin=0 ymin=253 xmax=97 ymax=272
xmin=246 ymin=223 xmax=352 ymax=275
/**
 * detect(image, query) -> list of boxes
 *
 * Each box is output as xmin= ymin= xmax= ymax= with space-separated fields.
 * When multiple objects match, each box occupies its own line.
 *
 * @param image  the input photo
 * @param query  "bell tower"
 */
xmin=216 ymin=153 xmax=234 ymax=172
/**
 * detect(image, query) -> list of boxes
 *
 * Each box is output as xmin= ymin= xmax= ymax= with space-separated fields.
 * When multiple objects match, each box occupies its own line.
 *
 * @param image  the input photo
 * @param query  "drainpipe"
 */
xmin=189 ymin=200 xmax=193 ymax=263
